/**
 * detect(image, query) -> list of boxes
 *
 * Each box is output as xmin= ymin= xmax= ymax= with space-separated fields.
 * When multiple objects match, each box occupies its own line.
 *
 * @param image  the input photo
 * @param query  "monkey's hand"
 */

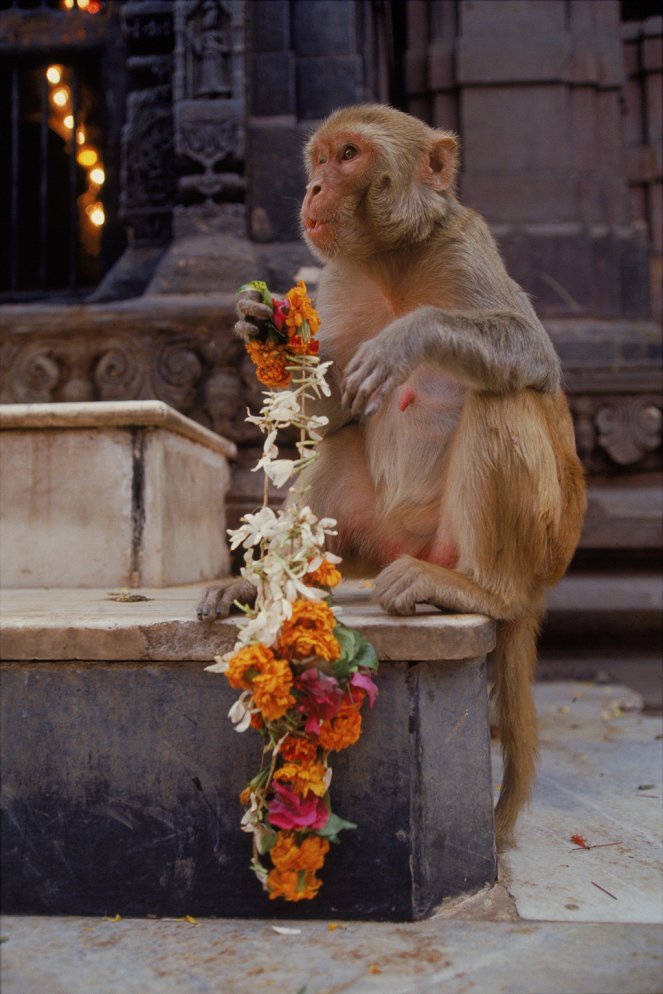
xmin=196 ymin=577 xmax=257 ymax=621
xmin=234 ymin=289 xmax=274 ymax=342
xmin=341 ymin=324 xmax=417 ymax=417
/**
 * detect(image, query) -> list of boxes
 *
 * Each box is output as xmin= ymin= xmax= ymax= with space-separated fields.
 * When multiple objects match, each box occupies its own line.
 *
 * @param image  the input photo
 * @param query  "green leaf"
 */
xmin=352 ymin=639 xmax=379 ymax=672
xmin=258 ymin=827 xmax=277 ymax=855
xmin=332 ymin=622 xmax=379 ymax=678
xmin=236 ymin=280 xmax=273 ymax=308
xmin=315 ymin=812 xmax=357 ymax=844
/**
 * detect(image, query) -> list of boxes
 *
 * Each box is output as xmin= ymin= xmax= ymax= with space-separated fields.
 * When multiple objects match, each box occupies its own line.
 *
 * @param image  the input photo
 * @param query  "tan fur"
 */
xmin=298 ymin=104 xmax=587 ymax=845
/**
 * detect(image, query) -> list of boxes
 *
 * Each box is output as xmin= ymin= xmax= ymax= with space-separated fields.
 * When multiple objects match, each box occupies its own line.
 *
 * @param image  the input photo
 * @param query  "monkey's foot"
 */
xmin=196 ymin=578 xmax=257 ymax=622
xmin=373 ymin=555 xmax=439 ymax=616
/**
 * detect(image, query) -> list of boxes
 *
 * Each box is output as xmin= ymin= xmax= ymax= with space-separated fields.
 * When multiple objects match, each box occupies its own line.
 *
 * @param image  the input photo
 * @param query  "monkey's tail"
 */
xmin=493 ymin=613 xmax=540 ymax=848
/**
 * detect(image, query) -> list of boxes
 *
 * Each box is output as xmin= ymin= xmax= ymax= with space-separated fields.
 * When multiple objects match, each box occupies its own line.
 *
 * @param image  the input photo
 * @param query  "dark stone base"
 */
xmin=0 ymin=657 xmax=496 ymax=921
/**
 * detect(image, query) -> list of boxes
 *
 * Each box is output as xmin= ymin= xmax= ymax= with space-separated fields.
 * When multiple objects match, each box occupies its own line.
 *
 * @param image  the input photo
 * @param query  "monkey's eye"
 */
xmin=342 ymin=144 xmax=359 ymax=161
xmin=317 ymin=154 xmax=328 ymax=165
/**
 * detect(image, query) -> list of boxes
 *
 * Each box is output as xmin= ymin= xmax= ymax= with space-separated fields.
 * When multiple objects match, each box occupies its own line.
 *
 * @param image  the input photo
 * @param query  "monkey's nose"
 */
xmin=309 ymin=183 xmax=322 ymax=197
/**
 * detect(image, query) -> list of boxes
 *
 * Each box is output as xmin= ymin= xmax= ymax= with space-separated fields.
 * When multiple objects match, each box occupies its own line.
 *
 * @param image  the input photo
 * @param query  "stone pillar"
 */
xmin=405 ymin=0 xmax=651 ymax=320
xmin=245 ymin=0 xmax=393 ymax=285
xmin=622 ymin=15 xmax=663 ymax=323
xmin=92 ymin=0 xmax=176 ymax=301
xmin=145 ymin=0 xmax=258 ymax=293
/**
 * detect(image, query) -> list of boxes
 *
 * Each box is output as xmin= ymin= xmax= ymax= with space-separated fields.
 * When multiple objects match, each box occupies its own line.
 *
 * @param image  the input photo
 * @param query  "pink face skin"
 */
xmin=300 ymin=131 xmax=369 ymax=255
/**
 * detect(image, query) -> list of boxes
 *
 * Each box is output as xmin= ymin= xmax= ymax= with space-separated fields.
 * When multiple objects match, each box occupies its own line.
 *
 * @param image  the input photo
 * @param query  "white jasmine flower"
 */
xmin=228 ymin=692 xmax=254 ymax=732
xmin=263 ymin=458 xmax=298 ymax=488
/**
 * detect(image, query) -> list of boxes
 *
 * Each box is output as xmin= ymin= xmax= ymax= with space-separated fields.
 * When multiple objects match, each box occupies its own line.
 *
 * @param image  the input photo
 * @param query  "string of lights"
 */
xmin=45 ymin=62 xmax=105 ymax=233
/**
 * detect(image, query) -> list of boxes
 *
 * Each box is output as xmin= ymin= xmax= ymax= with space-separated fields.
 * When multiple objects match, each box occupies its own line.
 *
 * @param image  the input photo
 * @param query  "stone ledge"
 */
xmin=0 ymin=583 xmax=496 ymax=663
xmin=0 ymin=400 xmax=237 ymax=460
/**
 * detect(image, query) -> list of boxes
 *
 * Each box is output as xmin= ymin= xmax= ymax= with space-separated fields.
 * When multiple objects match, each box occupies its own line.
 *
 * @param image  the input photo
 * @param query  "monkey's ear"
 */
xmin=427 ymin=132 xmax=459 ymax=191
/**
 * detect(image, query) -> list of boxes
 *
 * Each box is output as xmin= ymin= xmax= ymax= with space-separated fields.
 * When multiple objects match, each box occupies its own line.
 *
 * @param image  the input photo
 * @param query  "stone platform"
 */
xmin=0 ymin=583 xmax=496 ymax=922
xmin=0 ymin=401 xmax=236 ymax=589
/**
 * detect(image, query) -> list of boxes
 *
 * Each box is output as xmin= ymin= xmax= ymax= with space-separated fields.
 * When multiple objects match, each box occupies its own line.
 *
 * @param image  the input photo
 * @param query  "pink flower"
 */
xmin=267 ymin=782 xmax=329 ymax=831
xmin=295 ymin=668 xmax=344 ymax=735
xmin=350 ymin=671 xmax=379 ymax=707
xmin=272 ymin=299 xmax=289 ymax=333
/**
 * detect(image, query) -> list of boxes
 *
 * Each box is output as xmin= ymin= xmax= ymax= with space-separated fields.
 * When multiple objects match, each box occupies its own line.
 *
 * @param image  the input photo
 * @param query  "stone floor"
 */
xmin=2 ymin=682 xmax=662 ymax=994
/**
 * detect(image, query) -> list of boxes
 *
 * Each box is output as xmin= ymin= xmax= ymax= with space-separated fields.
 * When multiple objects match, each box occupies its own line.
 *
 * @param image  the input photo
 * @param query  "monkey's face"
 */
xmin=301 ymin=106 xmax=460 ymax=261
xmin=300 ymin=131 xmax=375 ymax=261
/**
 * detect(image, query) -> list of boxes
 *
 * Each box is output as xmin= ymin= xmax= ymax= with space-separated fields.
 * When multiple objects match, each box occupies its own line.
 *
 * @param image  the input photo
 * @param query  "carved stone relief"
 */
xmin=120 ymin=2 xmax=176 ymax=244
xmin=1 ymin=325 xmax=260 ymax=449
xmin=595 ymin=397 xmax=663 ymax=466
xmin=570 ymin=394 xmax=662 ymax=473
xmin=173 ymin=0 xmax=246 ymax=204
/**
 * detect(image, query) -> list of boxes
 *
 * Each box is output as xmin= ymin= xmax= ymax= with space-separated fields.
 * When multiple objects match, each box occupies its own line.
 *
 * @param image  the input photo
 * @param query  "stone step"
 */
xmin=0 ymin=583 xmax=497 ymax=922
xmin=0 ymin=401 xmax=236 ymax=589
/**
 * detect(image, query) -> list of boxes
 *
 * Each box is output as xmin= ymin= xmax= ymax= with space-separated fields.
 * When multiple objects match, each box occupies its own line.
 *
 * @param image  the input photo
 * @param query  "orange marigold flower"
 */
xmin=245 ymin=340 xmax=292 ymax=388
xmin=285 ymin=281 xmax=320 ymax=335
xmin=225 ymin=643 xmax=274 ymax=690
xmin=270 ymin=831 xmax=330 ymax=873
xmin=239 ymin=786 xmax=252 ymax=806
xmin=305 ymin=560 xmax=342 ymax=589
xmin=279 ymin=626 xmax=341 ymax=662
xmin=267 ymin=867 xmax=323 ymax=902
xmin=276 ymin=599 xmax=340 ymax=661
xmin=318 ymin=704 xmax=363 ymax=752
xmin=281 ymin=735 xmax=319 ymax=765
xmin=287 ymin=334 xmax=320 ymax=357
xmin=273 ymin=761 xmax=328 ymax=797
xmin=251 ymin=656 xmax=296 ymax=721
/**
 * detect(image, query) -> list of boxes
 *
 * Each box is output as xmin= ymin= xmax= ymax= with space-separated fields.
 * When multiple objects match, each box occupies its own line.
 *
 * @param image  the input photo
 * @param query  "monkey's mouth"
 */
xmin=305 ymin=217 xmax=331 ymax=232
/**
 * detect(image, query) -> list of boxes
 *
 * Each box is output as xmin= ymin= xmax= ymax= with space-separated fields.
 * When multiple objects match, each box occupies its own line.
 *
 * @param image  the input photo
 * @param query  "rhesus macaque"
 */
xmin=198 ymin=104 xmax=586 ymax=845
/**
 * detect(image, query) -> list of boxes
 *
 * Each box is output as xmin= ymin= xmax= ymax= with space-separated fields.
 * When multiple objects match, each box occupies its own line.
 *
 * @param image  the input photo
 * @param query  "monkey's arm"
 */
xmin=341 ymin=307 xmax=561 ymax=417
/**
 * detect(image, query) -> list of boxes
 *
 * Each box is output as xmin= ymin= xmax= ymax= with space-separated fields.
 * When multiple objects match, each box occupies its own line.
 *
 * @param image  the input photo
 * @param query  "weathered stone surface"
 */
xmin=0 ymin=584 xmax=496 ymax=663
xmin=1 ymin=584 xmax=495 ymax=920
xmin=0 ymin=402 xmax=235 ymax=589
xmin=2 ymin=916 xmax=662 ymax=994
xmin=0 ymin=655 xmax=495 ymax=921
xmin=296 ymin=55 xmax=364 ymax=120
xmin=0 ymin=585 xmax=496 ymax=920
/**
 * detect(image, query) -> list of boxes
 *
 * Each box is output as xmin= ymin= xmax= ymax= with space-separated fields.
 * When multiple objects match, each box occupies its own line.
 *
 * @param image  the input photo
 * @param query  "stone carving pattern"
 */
xmin=174 ymin=0 xmax=245 ymax=204
xmin=121 ymin=2 xmax=176 ymax=243
xmin=5 ymin=345 xmax=62 ymax=404
xmin=1 ymin=331 xmax=260 ymax=447
xmin=93 ymin=340 xmax=145 ymax=400
xmin=185 ymin=0 xmax=233 ymax=99
xmin=155 ymin=340 xmax=203 ymax=411
xmin=595 ymin=397 xmax=662 ymax=466
xmin=570 ymin=395 xmax=663 ymax=472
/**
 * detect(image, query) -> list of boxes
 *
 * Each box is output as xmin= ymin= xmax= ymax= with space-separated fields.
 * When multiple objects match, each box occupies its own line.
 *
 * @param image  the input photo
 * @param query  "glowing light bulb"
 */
xmin=63 ymin=114 xmax=74 ymax=130
xmin=77 ymin=148 xmax=98 ymax=167
xmin=77 ymin=0 xmax=91 ymax=9
xmin=89 ymin=166 xmax=105 ymax=185
xmin=62 ymin=0 xmax=75 ymax=10
xmin=52 ymin=88 xmax=69 ymax=108
xmin=86 ymin=203 xmax=105 ymax=226
xmin=76 ymin=128 xmax=86 ymax=145
xmin=46 ymin=66 xmax=62 ymax=85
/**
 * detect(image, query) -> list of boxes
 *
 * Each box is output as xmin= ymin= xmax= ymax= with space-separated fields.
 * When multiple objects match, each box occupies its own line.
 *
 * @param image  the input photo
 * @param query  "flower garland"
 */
xmin=206 ymin=280 xmax=379 ymax=903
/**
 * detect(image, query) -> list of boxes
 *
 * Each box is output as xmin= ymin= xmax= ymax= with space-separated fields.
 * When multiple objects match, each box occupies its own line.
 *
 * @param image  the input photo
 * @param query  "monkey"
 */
xmin=198 ymin=104 xmax=586 ymax=846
